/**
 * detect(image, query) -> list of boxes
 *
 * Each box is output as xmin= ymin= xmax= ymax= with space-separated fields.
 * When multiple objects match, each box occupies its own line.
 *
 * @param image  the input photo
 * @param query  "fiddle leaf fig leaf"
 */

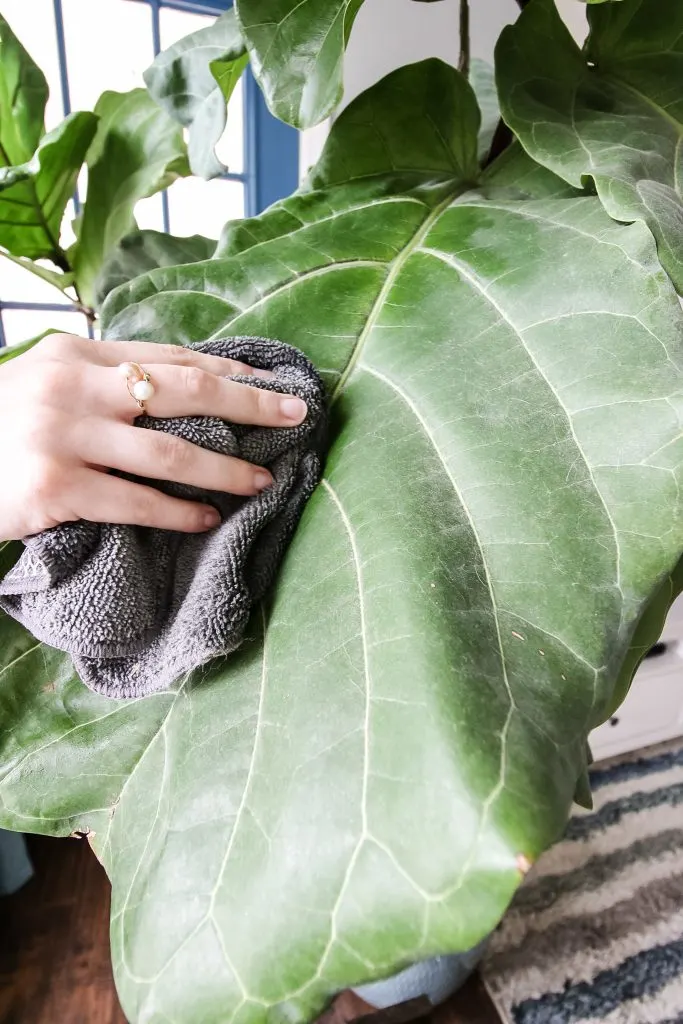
xmin=2 ymin=58 xmax=683 ymax=1024
xmin=72 ymin=89 xmax=189 ymax=308
xmin=235 ymin=0 xmax=365 ymax=127
xmin=144 ymin=10 xmax=248 ymax=179
xmin=469 ymin=59 xmax=500 ymax=162
xmin=496 ymin=0 xmax=683 ymax=291
xmin=95 ymin=229 xmax=216 ymax=308
xmin=0 ymin=13 xmax=47 ymax=163
xmin=0 ymin=112 xmax=97 ymax=264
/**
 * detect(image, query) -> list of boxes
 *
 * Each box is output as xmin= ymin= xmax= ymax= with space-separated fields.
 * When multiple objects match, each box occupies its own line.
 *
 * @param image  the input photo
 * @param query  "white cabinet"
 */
xmin=590 ymin=596 xmax=683 ymax=761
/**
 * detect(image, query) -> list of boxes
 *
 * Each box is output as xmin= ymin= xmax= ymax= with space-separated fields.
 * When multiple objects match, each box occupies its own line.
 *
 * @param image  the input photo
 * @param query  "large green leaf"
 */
xmin=71 ymin=89 xmax=189 ymax=308
xmin=0 ymin=13 xmax=47 ymax=165
xmin=496 ymin=0 xmax=683 ymax=291
xmin=144 ymin=10 xmax=248 ymax=180
xmin=235 ymin=0 xmax=364 ymax=127
xmin=0 ymin=113 xmax=97 ymax=264
xmin=95 ymin=229 xmax=216 ymax=308
xmin=2 ymin=59 xmax=683 ymax=1023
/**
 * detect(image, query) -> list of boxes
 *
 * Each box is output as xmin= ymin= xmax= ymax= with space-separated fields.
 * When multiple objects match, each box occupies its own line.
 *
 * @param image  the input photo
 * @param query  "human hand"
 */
xmin=0 ymin=333 xmax=308 ymax=541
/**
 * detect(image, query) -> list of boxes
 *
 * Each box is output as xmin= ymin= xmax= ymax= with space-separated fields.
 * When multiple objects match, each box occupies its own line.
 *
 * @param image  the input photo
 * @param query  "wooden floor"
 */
xmin=0 ymin=835 xmax=501 ymax=1024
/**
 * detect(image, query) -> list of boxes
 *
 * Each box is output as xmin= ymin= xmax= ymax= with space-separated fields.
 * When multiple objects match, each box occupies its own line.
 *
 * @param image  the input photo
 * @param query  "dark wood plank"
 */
xmin=0 ymin=834 xmax=126 ymax=1024
xmin=0 ymin=835 xmax=501 ymax=1024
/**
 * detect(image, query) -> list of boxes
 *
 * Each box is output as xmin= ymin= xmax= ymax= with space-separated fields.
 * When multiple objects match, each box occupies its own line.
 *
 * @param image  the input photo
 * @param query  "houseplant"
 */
xmin=1 ymin=0 xmax=682 ymax=1021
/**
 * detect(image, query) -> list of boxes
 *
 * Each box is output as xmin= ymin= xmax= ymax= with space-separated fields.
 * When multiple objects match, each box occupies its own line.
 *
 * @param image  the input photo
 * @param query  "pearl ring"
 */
xmin=118 ymin=361 xmax=155 ymax=413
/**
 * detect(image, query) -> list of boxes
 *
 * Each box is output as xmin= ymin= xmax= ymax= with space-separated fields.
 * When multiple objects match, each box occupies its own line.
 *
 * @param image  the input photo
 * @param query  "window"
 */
xmin=0 ymin=0 xmax=298 ymax=348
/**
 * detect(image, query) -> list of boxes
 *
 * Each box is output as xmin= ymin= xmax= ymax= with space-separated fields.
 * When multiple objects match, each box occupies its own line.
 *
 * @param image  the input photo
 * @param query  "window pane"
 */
xmin=160 ymin=7 xmax=244 ymax=175
xmin=159 ymin=8 xmax=212 ymax=48
xmin=60 ymin=199 xmax=79 ymax=251
xmin=0 ymin=257 xmax=69 ymax=306
xmin=1 ymin=0 xmax=64 ymax=129
xmin=61 ymin=0 xmax=152 ymax=114
xmin=135 ymin=195 xmax=166 ymax=232
xmin=167 ymin=179 xmax=245 ymax=240
xmin=2 ymin=310 xmax=89 ymax=347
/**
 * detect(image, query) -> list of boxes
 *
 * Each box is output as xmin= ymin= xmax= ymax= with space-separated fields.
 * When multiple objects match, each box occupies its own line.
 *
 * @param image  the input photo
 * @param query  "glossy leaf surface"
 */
xmin=0 ymin=113 xmax=97 ymax=263
xmin=2 ymin=59 xmax=683 ymax=1024
xmin=235 ymin=0 xmax=364 ymax=127
xmin=0 ymin=13 xmax=47 ymax=164
xmin=95 ymin=229 xmax=216 ymax=307
xmin=144 ymin=10 xmax=248 ymax=179
xmin=72 ymin=89 xmax=189 ymax=307
xmin=497 ymin=0 xmax=683 ymax=291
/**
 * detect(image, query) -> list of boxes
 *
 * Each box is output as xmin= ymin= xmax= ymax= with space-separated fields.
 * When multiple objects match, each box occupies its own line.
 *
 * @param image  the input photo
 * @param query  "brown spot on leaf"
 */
xmin=516 ymin=853 xmax=532 ymax=875
xmin=42 ymin=681 xmax=56 ymax=693
xmin=69 ymin=827 xmax=94 ymax=840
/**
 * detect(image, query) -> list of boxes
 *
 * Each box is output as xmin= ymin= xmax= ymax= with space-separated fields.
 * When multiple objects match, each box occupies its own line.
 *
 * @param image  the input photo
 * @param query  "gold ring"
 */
xmin=118 ymin=361 xmax=155 ymax=412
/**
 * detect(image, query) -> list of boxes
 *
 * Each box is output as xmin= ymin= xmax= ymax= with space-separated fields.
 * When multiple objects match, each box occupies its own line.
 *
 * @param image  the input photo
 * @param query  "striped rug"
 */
xmin=481 ymin=736 xmax=683 ymax=1024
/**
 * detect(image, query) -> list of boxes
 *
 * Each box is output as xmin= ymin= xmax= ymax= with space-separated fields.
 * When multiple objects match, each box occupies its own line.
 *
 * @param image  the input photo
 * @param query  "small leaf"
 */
xmin=0 ymin=112 xmax=97 ymax=264
xmin=0 ymin=13 xmax=48 ymax=163
xmin=235 ymin=0 xmax=365 ymax=128
xmin=0 ymin=327 xmax=60 ymax=364
xmin=95 ymin=229 xmax=216 ymax=307
xmin=496 ymin=0 xmax=683 ymax=291
xmin=144 ymin=10 xmax=248 ymax=180
xmin=72 ymin=89 xmax=189 ymax=308
xmin=0 ymin=249 xmax=73 ymax=292
xmin=469 ymin=59 xmax=500 ymax=162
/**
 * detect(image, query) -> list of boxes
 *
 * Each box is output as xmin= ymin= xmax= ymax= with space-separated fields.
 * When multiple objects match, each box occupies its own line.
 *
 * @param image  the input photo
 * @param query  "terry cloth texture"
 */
xmin=481 ymin=736 xmax=683 ymax=1024
xmin=0 ymin=337 xmax=327 ymax=700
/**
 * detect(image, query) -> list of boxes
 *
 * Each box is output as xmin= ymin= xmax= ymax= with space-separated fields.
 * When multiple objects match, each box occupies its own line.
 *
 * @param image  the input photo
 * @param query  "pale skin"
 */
xmin=0 ymin=332 xmax=308 ymax=542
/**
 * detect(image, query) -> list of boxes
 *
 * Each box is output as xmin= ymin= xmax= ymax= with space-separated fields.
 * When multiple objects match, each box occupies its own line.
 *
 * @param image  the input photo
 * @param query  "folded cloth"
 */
xmin=0 ymin=337 xmax=327 ymax=699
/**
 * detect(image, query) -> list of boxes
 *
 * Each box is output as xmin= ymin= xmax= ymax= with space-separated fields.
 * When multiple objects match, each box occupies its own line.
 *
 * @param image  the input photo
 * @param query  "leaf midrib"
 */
xmin=330 ymin=186 xmax=464 ymax=403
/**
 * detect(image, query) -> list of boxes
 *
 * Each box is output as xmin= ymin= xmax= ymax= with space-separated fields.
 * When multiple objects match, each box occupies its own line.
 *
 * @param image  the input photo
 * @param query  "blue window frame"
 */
xmin=0 ymin=0 xmax=298 ymax=349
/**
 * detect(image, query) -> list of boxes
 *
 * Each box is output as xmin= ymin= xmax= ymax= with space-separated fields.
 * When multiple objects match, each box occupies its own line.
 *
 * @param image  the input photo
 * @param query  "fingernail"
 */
xmin=253 ymin=367 xmax=275 ymax=380
xmin=280 ymin=397 xmax=307 ymax=422
xmin=203 ymin=509 xmax=221 ymax=529
xmin=254 ymin=471 xmax=273 ymax=491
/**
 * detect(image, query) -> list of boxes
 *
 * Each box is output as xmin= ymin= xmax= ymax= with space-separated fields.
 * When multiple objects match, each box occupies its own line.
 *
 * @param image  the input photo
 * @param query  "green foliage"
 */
xmin=2 ymin=1 xmax=683 ymax=1022
xmin=235 ymin=0 xmax=365 ymax=128
xmin=71 ymin=89 xmax=189 ymax=308
xmin=144 ymin=9 xmax=248 ymax=179
xmin=0 ymin=15 xmax=97 ymax=268
xmin=0 ymin=115 xmax=98 ymax=265
xmin=469 ymin=59 xmax=500 ymax=161
xmin=3 ymin=49 xmax=683 ymax=1022
xmin=0 ymin=13 xmax=47 ymax=160
xmin=0 ymin=16 xmax=190 ymax=313
xmin=96 ymin=229 xmax=216 ymax=307
xmin=497 ymin=0 xmax=683 ymax=291
xmin=0 ymin=328 xmax=58 ymax=364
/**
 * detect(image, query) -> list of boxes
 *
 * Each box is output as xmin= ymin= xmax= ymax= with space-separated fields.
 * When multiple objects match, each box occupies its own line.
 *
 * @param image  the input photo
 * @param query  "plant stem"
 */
xmin=458 ymin=0 xmax=470 ymax=79
xmin=73 ymin=282 xmax=96 ymax=326
xmin=484 ymin=119 xmax=514 ymax=167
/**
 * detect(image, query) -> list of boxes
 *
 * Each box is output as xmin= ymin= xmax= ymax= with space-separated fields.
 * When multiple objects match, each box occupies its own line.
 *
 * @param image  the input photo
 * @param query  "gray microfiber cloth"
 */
xmin=0 ymin=337 xmax=327 ymax=699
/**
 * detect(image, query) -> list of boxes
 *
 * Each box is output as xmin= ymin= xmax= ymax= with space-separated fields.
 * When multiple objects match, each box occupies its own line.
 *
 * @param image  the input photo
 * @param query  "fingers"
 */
xmin=73 ymin=470 xmax=222 ymax=533
xmin=88 ymin=338 xmax=275 ymax=380
xmin=80 ymin=422 xmax=273 ymax=496
xmin=103 ymin=364 xmax=308 ymax=426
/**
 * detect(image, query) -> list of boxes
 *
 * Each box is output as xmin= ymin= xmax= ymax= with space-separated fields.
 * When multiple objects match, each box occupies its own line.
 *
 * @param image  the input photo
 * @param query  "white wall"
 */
xmin=300 ymin=0 xmax=588 ymax=173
